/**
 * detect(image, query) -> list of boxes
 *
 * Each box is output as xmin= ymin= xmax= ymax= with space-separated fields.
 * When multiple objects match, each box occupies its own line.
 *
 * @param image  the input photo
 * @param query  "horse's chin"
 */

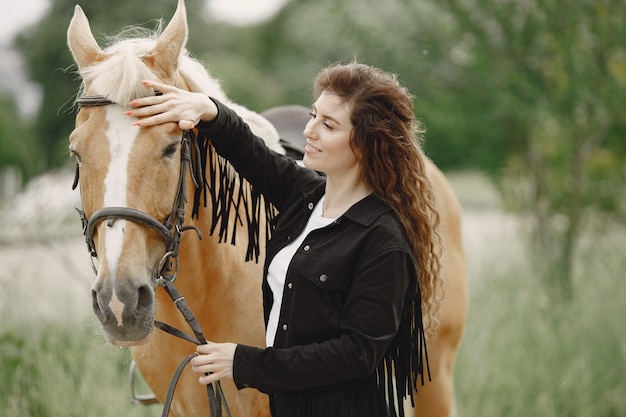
xmin=107 ymin=333 xmax=153 ymax=347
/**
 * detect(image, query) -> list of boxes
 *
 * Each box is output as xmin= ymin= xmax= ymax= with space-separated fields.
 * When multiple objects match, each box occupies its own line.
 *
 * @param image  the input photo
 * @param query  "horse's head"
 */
xmin=67 ymin=0 xmax=210 ymax=346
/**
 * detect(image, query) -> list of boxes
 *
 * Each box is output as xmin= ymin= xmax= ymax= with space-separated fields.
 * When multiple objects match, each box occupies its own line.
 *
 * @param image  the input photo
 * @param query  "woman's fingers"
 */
xmin=195 ymin=343 xmax=214 ymax=355
xmin=179 ymin=120 xmax=195 ymax=130
xmin=131 ymin=114 xmax=164 ymax=127
xmin=127 ymin=98 xmax=186 ymax=127
xmin=126 ymin=80 xmax=216 ymax=128
xmin=199 ymin=373 xmax=221 ymax=385
xmin=141 ymin=79 xmax=173 ymax=92
xmin=191 ymin=362 xmax=221 ymax=377
xmin=190 ymin=343 xmax=237 ymax=385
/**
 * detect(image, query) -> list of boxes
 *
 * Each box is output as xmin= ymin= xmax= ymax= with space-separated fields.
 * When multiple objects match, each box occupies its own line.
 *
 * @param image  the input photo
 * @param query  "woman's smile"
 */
xmin=305 ymin=142 xmax=322 ymax=153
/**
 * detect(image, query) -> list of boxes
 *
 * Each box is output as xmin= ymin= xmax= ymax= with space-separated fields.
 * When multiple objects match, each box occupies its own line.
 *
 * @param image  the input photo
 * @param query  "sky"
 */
xmin=0 ymin=0 xmax=288 ymax=42
xmin=208 ymin=0 xmax=289 ymax=25
xmin=0 ymin=0 xmax=49 ymax=43
xmin=0 ymin=0 xmax=288 ymax=114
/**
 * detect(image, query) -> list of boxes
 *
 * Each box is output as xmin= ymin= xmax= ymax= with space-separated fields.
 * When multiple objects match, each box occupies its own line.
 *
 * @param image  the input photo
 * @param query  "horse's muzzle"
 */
xmin=91 ymin=279 xmax=155 ymax=345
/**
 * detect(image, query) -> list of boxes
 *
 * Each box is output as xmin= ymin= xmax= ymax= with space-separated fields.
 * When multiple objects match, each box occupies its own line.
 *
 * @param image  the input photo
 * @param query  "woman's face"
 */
xmin=302 ymin=91 xmax=358 ymax=177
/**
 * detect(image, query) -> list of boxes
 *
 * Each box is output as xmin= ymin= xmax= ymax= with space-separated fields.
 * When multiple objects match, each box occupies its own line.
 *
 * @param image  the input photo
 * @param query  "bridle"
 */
xmin=74 ymin=94 xmax=203 ymax=279
xmin=74 ymin=94 xmax=231 ymax=417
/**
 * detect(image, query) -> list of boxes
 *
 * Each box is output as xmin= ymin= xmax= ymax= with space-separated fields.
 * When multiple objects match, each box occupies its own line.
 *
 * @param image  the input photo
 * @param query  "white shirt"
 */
xmin=265 ymin=195 xmax=335 ymax=347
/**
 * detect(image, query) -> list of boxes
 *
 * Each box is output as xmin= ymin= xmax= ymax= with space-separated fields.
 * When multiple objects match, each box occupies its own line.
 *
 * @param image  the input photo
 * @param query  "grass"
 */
xmin=1 ymin=171 xmax=624 ymax=416
xmin=0 ymin=316 xmax=159 ymax=417
xmin=454 ymin=218 xmax=626 ymax=417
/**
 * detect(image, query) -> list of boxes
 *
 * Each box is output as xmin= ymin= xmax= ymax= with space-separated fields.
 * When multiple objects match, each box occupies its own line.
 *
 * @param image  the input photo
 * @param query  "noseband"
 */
xmin=74 ymin=94 xmax=203 ymax=281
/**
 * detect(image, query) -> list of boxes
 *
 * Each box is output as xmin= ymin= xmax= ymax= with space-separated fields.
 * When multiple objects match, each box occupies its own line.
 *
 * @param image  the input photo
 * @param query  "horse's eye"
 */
xmin=163 ymin=144 xmax=178 ymax=157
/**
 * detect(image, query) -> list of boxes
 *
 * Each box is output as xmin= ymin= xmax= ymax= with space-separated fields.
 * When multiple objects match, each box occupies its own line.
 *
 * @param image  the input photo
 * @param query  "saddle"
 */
xmin=261 ymin=105 xmax=310 ymax=161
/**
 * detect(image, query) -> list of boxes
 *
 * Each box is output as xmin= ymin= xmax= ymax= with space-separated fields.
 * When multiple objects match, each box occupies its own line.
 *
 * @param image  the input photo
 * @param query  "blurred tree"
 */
xmin=0 ymin=93 xmax=39 ymax=183
xmin=196 ymin=0 xmax=482 ymax=168
xmin=197 ymin=0 xmax=507 ymax=170
xmin=14 ymin=0 xmax=207 ymax=172
xmin=14 ymin=0 xmax=480 ymax=172
xmin=439 ymin=0 xmax=626 ymax=297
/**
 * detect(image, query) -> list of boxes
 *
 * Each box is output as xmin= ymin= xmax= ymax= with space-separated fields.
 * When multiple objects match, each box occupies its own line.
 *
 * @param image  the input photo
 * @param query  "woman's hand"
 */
xmin=125 ymin=80 xmax=218 ymax=130
xmin=190 ymin=342 xmax=237 ymax=385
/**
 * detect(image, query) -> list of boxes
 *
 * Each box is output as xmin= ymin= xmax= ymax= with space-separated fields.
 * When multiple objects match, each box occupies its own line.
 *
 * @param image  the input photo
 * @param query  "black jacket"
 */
xmin=198 ymin=100 xmax=427 ymax=417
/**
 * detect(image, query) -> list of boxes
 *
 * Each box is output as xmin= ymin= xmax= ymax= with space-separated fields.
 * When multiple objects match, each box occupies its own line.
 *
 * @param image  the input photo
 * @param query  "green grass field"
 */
xmin=1 ymin=171 xmax=624 ymax=416
xmin=454 ymin=218 xmax=626 ymax=417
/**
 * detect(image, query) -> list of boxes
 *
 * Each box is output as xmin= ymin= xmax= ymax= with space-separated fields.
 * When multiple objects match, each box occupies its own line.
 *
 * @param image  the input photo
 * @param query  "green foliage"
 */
xmin=194 ymin=0 xmax=508 ymax=169
xmin=0 ymin=93 xmax=40 ymax=180
xmin=435 ymin=0 xmax=626 ymax=296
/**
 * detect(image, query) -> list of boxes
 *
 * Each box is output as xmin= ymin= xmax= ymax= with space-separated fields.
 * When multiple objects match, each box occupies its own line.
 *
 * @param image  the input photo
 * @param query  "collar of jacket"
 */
xmin=303 ymin=184 xmax=391 ymax=227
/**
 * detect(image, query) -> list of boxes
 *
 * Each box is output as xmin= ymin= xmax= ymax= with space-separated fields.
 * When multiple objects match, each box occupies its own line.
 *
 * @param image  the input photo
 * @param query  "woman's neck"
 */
xmin=323 ymin=174 xmax=371 ymax=219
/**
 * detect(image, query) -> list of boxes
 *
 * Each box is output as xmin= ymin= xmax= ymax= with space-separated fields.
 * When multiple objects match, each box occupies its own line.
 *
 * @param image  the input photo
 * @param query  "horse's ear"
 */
xmin=148 ymin=0 xmax=188 ymax=80
xmin=67 ymin=5 xmax=107 ymax=71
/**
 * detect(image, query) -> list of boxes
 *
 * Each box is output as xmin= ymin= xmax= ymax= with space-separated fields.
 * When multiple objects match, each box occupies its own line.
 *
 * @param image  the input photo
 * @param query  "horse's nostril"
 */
xmin=137 ymin=284 xmax=153 ymax=310
xmin=91 ymin=289 xmax=104 ymax=320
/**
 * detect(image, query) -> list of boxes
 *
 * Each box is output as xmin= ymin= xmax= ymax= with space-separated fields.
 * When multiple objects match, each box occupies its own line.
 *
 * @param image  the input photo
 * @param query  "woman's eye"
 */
xmin=308 ymin=112 xmax=332 ymax=129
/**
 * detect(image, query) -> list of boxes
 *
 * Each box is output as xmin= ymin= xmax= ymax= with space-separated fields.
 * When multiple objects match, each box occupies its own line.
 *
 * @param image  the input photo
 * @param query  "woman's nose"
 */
xmin=303 ymin=119 xmax=315 ymax=139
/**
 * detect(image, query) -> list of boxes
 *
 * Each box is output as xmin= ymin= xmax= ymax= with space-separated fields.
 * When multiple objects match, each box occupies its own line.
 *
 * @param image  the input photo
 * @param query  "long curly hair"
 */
xmin=313 ymin=62 xmax=443 ymax=333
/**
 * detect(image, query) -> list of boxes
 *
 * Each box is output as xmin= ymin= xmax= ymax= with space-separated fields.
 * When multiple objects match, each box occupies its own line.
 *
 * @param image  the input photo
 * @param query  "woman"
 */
xmin=128 ymin=62 xmax=442 ymax=417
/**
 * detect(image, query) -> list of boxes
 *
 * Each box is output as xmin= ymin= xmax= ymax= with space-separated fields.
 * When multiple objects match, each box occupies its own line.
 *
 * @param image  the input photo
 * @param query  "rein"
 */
xmin=74 ymin=94 xmax=231 ymax=417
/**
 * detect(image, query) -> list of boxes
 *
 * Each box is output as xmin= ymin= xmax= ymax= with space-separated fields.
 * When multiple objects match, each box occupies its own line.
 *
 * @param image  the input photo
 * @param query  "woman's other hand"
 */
xmin=190 ymin=342 xmax=237 ymax=385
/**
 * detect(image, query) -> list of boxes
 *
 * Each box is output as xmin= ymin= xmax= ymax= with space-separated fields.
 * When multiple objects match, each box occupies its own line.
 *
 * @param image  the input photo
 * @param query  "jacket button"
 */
xmin=282 ymin=324 xmax=288 ymax=331
xmin=287 ymin=282 xmax=293 ymax=289
xmin=307 ymin=202 xmax=314 ymax=210
xmin=319 ymin=274 xmax=328 ymax=282
xmin=303 ymin=245 xmax=310 ymax=251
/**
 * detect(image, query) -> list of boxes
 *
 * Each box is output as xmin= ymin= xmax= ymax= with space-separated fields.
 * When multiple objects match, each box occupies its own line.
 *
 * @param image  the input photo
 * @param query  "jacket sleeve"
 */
xmin=232 ymin=245 xmax=414 ymax=393
xmin=197 ymin=98 xmax=322 ymax=211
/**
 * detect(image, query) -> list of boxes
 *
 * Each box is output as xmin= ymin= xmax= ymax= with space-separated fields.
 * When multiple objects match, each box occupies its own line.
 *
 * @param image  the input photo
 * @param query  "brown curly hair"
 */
xmin=313 ymin=61 xmax=443 ymax=333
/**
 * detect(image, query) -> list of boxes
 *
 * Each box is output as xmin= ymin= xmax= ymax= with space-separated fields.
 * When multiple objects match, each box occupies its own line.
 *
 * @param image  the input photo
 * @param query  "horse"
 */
xmin=67 ymin=0 xmax=468 ymax=416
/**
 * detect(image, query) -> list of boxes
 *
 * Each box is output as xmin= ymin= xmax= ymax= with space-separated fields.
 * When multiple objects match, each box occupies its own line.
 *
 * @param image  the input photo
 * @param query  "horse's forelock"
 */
xmin=79 ymin=38 xmax=158 ymax=105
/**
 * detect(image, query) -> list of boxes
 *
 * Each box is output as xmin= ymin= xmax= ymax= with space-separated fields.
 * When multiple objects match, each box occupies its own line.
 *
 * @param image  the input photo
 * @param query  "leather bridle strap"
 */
xmin=87 ymin=206 xmax=170 ymax=246
xmin=76 ymin=95 xmax=115 ymax=107
xmin=77 ymin=128 xmax=202 ymax=275
xmin=154 ymin=278 xmax=232 ymax=417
